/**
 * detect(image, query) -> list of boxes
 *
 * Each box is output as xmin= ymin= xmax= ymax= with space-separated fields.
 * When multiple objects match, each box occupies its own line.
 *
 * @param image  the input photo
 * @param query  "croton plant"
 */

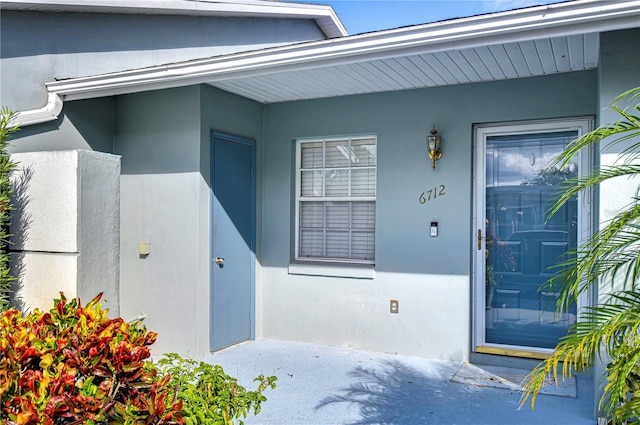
xmin=0 ymin=293 xmax=184 ymax=425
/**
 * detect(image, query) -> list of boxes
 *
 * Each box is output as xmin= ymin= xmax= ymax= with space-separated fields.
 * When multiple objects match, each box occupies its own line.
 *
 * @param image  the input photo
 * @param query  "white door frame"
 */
xmin=472 ymin=117 xmax=594 ymax=357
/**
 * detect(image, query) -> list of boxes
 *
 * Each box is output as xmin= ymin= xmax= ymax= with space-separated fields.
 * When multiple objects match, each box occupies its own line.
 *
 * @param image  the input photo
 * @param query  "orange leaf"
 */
xmin=15 ymin=411 xmax=35 ymax=425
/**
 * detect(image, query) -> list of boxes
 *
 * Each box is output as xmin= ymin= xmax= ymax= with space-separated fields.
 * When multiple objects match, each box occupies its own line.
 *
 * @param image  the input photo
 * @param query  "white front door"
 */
xmin=473 ymin=118 xmax=592 ymax=357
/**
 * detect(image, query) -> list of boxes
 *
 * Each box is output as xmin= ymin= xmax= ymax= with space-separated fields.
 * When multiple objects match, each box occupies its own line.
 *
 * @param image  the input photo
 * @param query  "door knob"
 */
xmin=214 ymin=257 xmax=225 ymax=265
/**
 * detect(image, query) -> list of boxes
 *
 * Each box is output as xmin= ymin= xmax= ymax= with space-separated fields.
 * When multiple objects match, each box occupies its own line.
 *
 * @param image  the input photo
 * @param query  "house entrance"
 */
xmin=210 ymin=132 xmax=256 ymax=352
xmin=473 ymin=119 xmax=591 ymax=357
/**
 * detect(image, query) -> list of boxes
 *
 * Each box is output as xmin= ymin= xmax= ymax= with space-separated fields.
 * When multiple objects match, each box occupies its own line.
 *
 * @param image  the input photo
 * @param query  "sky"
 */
xmin=296 ymin=0 xmax=566 ymax=34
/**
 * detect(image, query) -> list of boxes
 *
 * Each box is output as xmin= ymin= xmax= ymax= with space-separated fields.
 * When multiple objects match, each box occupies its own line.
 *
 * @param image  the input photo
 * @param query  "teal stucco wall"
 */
xmin=260 ymin=70 xmax=597 ymax=360
xmin=7 ymin=97 xmax=115 ymax=154
xmin=1 ymin=10 xmax=325 ymax=112
xmin=6 ymin=38 xmax=625 ymax=361
xmin=114 ymin=85 xmax=264 ymax=357
xmin=115 ymin=86 xmax=204 ymax=355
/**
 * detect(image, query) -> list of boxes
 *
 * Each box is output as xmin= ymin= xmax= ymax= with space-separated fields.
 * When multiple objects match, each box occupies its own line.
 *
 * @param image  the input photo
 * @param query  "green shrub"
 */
xmin=0 ymin=293 xmax=184 ymax=424
xmin=0 ymin=108 xmax=19 ymax=312
xmin=1 ymin=293 xmax=277 ymax=425
xmin=157 ymin=353 xmax=276 ymax=425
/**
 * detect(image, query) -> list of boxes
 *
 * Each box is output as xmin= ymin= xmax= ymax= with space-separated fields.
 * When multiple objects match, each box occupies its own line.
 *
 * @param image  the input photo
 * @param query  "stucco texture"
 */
xmin=9 ymin=150 xmax=120 ymax=315
xmin=261 ymin=70 xmax=597 ymax=360
xmin=0 ymin=10 xmax=325 ymax=112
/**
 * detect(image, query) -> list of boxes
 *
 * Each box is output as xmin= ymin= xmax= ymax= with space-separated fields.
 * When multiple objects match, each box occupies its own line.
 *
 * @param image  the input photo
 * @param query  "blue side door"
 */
xmin=211 ymin=132 xmax=255 ymax=351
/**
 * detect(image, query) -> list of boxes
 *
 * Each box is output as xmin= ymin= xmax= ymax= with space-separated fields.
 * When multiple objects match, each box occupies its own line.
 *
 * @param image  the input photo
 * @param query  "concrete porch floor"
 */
xmin=204 ymin=339 xmax=595 ymax=425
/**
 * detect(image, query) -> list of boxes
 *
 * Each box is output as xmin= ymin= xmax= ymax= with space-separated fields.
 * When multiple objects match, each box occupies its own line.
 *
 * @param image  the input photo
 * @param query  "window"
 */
xmin=295 ymin=136 xmax=376 ymax=263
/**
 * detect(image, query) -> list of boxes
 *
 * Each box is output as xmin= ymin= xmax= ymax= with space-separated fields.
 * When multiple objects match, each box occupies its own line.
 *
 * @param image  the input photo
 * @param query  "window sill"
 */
xmin=288 ymin=262 xmax=375 ymax=280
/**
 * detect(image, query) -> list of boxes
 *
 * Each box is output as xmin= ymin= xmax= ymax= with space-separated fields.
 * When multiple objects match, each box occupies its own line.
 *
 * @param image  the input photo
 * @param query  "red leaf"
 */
xmin=18 ymin=347 xmax=38 ymax=363
xmin=43 ymin=395 xmax=68 ymax=417
xmin=56 ymin=296 xmax=66 ymax=317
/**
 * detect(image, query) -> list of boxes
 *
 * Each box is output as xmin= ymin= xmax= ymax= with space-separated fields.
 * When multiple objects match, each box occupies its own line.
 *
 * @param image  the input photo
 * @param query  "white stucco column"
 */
xmin=9 ymin=150 xmax=121 ymax=315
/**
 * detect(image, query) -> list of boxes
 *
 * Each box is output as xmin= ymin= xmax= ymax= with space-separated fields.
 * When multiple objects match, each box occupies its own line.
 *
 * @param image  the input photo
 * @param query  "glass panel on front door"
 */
xmin=484 ymin=131 xmax=578 ymax=349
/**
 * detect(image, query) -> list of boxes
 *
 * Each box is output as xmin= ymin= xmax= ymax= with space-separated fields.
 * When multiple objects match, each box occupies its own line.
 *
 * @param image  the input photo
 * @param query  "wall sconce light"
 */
xmin=426 ymin=125 xmax=442 ymax=170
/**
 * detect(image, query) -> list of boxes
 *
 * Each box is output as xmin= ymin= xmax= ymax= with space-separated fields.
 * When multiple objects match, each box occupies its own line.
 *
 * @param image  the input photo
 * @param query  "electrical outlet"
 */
xmin=390 ymin=299 xmax=399 ymax=314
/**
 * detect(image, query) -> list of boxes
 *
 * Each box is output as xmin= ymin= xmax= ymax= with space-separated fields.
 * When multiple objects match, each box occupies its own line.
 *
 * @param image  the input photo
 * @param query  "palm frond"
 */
xmin=548 ymin=166 xmax=640 ymax=218
xmin=550 ymin=87 xmax=640 ymax=172
xmin=521 ymin=290 xmax=640 ymax=417
xmin=553 ymin=121 xmax=640 ymax=170
xmin=524 ymin=87 xmax=640 ymax=424
xmin=547 ymin=204 xmax=640 ymax=312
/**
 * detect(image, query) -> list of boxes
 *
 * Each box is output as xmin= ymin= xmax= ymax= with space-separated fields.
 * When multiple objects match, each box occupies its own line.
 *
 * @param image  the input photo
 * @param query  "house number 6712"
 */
xmin=419 ymin=185 xmax=446 ymax=204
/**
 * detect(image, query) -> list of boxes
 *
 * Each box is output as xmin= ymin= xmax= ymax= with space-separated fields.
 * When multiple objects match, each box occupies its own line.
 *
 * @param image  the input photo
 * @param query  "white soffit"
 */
xmin=38 ymin=1 xmax=640 ymax=105
xmin=0 ymin=0 xmax=348 ymax=38
xmin=213 ymin=33 xmax=601 ymax=103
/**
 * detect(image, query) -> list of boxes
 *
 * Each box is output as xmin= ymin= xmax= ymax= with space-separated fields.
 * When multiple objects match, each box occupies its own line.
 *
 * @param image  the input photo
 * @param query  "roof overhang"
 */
xmin=14 ymin=0 xmax=640 ymax=126
xmin=0 ymin=0 xmax=348 ymax=38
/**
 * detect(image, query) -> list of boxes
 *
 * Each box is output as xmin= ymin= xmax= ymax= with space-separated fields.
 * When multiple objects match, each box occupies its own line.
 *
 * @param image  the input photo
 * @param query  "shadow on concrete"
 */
xmin=209 ymin=339 xmax=595 ymax=425
xmin=316 ymin=358 xmax=592 ymax=425
xmin=317 ymin=359 xmax=477 ymax=425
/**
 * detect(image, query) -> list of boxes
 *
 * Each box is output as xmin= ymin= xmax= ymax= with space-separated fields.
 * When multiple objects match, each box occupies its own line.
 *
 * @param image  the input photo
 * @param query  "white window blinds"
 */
xmin=296 ymin=137 xmax=376 ymax=263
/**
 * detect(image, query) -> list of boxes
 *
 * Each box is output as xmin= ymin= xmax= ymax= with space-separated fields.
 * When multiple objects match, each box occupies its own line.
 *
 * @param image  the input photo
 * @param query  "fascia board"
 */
xmin=0 ymin=0 xmax=348 ymax=38
xmin=47 ymin=0 xmax=640 ymax=102
xmin=0 ymin=0 xmax=334 ymax=16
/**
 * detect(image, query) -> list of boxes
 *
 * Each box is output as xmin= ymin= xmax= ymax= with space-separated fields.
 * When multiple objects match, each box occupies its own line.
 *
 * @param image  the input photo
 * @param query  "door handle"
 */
xmin=477 ymin=229 xmax=482 ymax=251
xmin=214 ymin=257 xmax=225 ymax=266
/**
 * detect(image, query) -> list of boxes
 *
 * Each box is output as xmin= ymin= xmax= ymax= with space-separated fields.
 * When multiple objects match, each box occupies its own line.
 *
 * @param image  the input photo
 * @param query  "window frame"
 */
xmin=294 ymin=135 xmax=377 ymax=265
